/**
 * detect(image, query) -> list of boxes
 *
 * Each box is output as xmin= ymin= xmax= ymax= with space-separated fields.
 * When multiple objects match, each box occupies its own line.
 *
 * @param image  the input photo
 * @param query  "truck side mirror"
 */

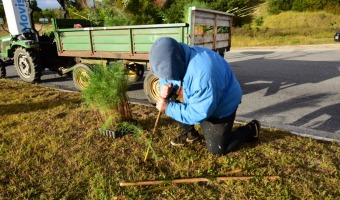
xmin=39 ymin=18 xmax=49 ymax=24
xmin=0 ymin=18 xmax=4 ymax=25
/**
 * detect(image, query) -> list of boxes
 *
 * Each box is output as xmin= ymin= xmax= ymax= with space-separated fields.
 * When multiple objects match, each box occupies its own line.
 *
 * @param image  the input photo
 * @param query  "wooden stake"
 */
xmin=120 ymin=175 xmax=280 ymax=186
xmin=144 ymin=110 xmax=161 ymax=161
xmin=152 ymin=110 xmax=161 ymax=136
xmin=225 ymin=169 xmax=243 ymax=175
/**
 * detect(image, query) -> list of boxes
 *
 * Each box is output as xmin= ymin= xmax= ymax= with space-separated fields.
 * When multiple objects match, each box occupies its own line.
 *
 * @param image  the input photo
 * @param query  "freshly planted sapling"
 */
xmin=81 ymin=62 xmax=137 ymax=136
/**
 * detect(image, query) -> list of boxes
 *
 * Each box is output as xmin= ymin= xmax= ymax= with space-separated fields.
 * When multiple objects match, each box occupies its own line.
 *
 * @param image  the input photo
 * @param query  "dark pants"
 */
xmin=179 ymin=109 xmax=254 ymax=155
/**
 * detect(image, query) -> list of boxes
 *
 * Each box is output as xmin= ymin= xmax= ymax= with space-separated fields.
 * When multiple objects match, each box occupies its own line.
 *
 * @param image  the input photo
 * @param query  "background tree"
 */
xmin=161 ymin=0 xmax=209 ymax=23
xmin=119 ymin=0 xmax=163 ymax=24
xmin=63 ymin=0 xmax=89 ymax=9
xmin=0 ymin=1 xmax=4 ymax=19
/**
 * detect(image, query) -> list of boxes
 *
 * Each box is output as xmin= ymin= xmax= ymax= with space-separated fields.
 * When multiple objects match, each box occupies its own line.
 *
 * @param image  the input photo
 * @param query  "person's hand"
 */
xmin=160 ymin=84 xmax=173 ymax=99
xmin=156 ymin=98 xmax=168 ymax=112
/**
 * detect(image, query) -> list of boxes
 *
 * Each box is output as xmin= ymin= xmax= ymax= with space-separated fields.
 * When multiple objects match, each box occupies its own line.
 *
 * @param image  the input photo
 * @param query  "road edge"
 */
xmin=236 ymin=116 xmax=340 ymax=142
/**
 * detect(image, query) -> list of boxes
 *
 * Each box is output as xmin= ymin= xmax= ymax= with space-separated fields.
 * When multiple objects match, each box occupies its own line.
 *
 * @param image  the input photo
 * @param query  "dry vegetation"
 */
xmin=232 ymin=10 xmax=340 ymax=47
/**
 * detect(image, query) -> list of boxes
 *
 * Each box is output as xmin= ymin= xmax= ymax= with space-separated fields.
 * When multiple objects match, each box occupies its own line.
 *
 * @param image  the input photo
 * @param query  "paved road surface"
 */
xmin=4 ymin=44 xmax=340 ymax=141
xmin=226 ymin=44 xmax=340 ymax=142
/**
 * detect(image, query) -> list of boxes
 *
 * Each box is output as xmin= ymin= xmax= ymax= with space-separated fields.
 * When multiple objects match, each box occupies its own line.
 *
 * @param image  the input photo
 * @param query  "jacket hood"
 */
xmin=149 ymin=37 xmax=186 ymax=80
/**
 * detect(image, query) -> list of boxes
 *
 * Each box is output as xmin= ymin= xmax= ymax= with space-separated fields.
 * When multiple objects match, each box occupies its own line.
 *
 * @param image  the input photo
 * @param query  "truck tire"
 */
xmin=73 ymin=63 xmax=92 ymax=91
xmin=14 ymin=47 xmax=42 ymax=83
xmin=127 ymin=62 xmax=144 ymax=83
xmin=143 ymin=71 xmax=160 ymax=105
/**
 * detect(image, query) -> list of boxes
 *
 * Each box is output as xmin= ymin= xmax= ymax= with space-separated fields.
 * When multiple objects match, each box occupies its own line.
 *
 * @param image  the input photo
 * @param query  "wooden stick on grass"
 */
xmin=225 ymin=169 xmax=243 ymax=174
xmin=120 ymin=175 xmax=280 ymax=186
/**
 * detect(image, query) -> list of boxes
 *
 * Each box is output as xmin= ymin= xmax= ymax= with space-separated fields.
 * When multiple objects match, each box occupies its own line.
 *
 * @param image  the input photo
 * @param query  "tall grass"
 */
xmin=233 ymin=10 xmax=340 ymax=47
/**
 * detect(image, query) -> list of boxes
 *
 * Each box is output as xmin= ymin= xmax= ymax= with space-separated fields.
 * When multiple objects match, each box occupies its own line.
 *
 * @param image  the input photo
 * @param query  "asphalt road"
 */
xmin=5 ymin=44 xmax=340 ymax=141
xmin=226 ymin=44 xmax=340 ymax=142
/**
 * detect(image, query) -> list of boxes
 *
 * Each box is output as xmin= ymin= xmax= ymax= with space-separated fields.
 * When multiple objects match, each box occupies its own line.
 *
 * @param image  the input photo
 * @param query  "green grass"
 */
xmin=0 ymin=79 xmax=339 ymax=199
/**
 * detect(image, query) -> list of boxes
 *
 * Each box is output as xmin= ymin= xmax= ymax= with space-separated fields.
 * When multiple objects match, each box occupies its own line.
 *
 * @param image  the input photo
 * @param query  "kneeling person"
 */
xmin=150 ymin=37 xmax=260 ymax=155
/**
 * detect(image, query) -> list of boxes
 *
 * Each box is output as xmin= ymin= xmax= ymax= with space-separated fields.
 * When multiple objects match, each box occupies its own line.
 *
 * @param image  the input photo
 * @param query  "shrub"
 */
xmin=81 ymin=62 xmax=133 ymax=131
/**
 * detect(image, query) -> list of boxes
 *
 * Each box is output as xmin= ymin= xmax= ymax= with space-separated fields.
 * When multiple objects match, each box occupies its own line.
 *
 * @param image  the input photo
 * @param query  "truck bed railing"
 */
xmin=52 ymin=6 xmax=232 ymax=61
xmin=53 ymin=20 xmax=189 ymax=61
xmin=188 ymin=7 xmax=233 ymax=54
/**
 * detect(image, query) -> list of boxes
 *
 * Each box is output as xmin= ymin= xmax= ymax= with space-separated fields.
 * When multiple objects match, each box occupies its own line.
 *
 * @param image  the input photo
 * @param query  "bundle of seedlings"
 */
xmin=81 ymin=62 xmax=139 ymax=138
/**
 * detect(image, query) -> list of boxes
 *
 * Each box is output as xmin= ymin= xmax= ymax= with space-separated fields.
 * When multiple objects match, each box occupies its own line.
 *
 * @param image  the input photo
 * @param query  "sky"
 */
xmin=37 ymin=0 xmax=62 ymax=10
xmin=36 ymin=0 xmax=97 ymax=10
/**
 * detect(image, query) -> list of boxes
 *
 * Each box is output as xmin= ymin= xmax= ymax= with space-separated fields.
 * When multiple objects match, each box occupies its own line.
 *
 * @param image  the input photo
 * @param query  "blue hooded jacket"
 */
xmin=150 ymin=37 xmax=242 ymax=125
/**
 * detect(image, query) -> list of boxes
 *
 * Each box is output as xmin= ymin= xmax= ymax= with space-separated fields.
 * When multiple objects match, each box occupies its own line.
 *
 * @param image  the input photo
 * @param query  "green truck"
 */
xmin=1 ymin=5 xmax=233 ymax=104
xmin=53 ymin=6 xmax=233 ymax=104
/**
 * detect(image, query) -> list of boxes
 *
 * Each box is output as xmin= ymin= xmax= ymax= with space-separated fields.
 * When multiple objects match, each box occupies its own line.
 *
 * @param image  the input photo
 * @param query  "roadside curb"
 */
xmin=236 ymin=116 xmax=340 ymax=143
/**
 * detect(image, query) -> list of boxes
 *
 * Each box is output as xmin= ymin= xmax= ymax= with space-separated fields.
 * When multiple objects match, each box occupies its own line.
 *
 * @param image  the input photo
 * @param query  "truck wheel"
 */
xmin=73 ymin=63 xmax=92 ymax=91
xmin=143 ymin=71 xmax=160 ymax=105
xmin=126 ymin=62 xmax=144 ymax=83
xmin=14 ymin=47 xmax=41 ymax=83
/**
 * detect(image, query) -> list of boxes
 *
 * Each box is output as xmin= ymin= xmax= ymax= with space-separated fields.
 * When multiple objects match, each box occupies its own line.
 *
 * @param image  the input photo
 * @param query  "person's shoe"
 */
xmin=170 ymin=131 xmax=200 ymax=146
xmin=247 ymin=120 xmax=261 ymax=141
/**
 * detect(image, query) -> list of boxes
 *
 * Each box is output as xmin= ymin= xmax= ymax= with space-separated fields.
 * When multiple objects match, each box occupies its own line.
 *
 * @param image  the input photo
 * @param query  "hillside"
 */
xmin=232 ymin=9 xmax=340 ymax=47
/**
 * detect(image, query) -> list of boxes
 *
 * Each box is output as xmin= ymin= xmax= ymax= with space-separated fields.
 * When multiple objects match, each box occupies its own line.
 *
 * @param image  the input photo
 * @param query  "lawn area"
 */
xmin=0 ymin=79 xmax=339 ymax=199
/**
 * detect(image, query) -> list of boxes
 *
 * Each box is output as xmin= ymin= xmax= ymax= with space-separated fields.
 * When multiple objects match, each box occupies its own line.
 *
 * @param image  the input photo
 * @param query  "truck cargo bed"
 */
xmin=53 ymin=7 xmax=233 ymax=61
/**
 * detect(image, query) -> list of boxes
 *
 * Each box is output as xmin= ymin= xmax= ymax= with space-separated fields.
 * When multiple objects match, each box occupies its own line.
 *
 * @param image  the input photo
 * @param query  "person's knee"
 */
xmin=206 ymin=140 xmax=240 ymax=155
xmin=208 ymin=146 xmax=237 ymax=155
xmin=206 ymin=144 xmax=228 ymax=155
